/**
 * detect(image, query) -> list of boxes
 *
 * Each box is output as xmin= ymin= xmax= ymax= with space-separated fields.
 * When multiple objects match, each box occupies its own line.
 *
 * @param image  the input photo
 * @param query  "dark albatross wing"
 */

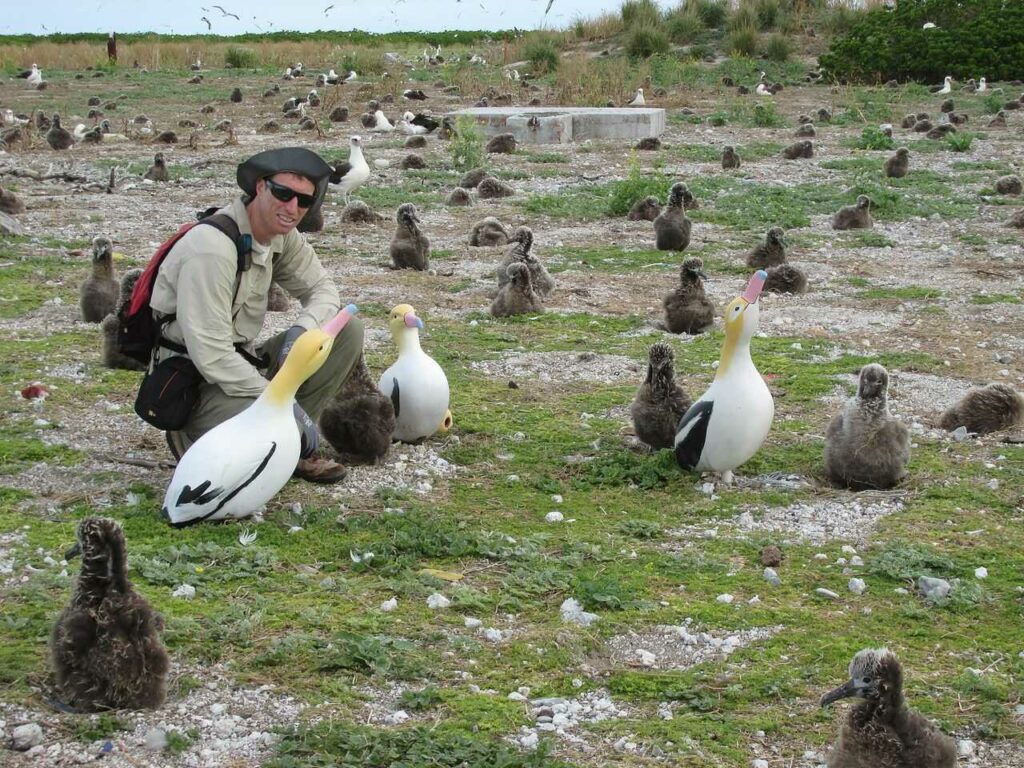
xmin=674 ymin=400 xmax=713 ymax=470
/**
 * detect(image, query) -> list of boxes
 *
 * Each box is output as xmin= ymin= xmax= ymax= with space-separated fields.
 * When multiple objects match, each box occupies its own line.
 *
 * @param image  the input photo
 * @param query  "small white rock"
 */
xmin=636 ymin=649 xmax=656 ymax=667
xmin=974 ymin=567 xmax=988 ymax=579
xmin=551 ymin=494 xmax=563 ymax=503
xmin=716 ymin=593 xmax=734 ymax=604
xmin=957 ymin=739 xmax=976 ymax=758
xmin=815 ymin=588 xmax=840 ymax=600
xmin=11 ymin=723 xmax=43 ymax=751
xmin=380 ymin=597 xmax=398 ymax=612
xmin=848 ymin=578 xmax=866 ymax=595
xmin=426 ymin=593 xmax=450 ymax=609
xmin=383 ymin=710 xmax=409 ymax=725
xmin=544 ymin=511 xmax=564 ymax=523
xmin=143 ymin=727 xmax=168 ymax=751
xmin=752 ymin=760 xmax=769 ymax=768
xmin=464 ymin=617 xmax=482 ymax=628
xmin=171 ymin=584 xmax=196 ymax=599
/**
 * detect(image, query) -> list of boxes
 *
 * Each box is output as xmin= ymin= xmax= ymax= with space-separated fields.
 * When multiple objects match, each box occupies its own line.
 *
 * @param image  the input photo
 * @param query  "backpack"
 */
xmin=116 ymin=211 xmax=252 ymax=365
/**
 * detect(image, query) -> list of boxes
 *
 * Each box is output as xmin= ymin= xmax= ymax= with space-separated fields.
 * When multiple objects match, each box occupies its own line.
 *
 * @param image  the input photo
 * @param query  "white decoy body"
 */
xmin=674 ymin=271 xmax=774 ymax=483
xmin=162 ymin=306 xmax=357 ymax=527
xmin=977 ymin=77 xmax=987 ymax=92
xmin=397 ymin=119 xmax=428 ymax=135
xmin=378 ymin=304 xmax=452 ymax=443
xmin=755 ymin=82 xmax=773 ymax=96
xmin=937 ymin=76 xmax=952 ymax=94
xmin=27 ymin=64 xmax=43 ymax=85
xmin=626 ymin=88 xmax=645 ymax=106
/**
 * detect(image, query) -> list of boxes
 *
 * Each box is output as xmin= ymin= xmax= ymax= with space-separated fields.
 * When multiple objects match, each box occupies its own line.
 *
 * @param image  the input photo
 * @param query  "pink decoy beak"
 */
xmin=322 ymin=304 xmax=358 ymax=337
xmin=742 ymin=270 xmax=768 ymax=303
xmin=404 ymin=311 xmax=424 ymax=329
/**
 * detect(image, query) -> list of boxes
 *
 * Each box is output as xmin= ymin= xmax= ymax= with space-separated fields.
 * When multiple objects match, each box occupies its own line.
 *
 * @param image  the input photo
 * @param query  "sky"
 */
xmin=1 ymin=0 xmax=676 ymax=36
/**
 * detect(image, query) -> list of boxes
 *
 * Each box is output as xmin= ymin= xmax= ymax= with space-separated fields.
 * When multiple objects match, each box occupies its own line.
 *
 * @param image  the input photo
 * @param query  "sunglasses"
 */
xmin=264 ymin=178 xmax=316 ymax=208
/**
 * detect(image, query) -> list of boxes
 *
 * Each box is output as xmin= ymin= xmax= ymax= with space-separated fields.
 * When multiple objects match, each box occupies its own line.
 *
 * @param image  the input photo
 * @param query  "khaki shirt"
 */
xmin=150 ymin=196 xmax=340 ymax=397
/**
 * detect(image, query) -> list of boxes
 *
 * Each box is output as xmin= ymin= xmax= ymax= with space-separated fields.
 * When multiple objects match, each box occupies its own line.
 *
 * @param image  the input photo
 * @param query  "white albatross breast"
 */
xmin=674 ymin=270 xmax=774 ymax=483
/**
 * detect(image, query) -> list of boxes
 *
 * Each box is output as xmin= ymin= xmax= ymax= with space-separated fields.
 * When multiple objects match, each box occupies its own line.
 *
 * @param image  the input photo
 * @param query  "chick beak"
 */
xmin=820 ymin=678 xmax=858 ymax=707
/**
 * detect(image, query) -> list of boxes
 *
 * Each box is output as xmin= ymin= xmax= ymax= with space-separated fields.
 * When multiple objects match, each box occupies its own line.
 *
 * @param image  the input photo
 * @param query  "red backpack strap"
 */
xmin=126 ymin=221 xmax=198 ymax=316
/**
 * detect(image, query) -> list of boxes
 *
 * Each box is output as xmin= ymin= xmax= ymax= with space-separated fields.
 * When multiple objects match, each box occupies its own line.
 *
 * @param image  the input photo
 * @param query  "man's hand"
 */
xmin=277 ymin=325 xmax=305 ymax=370
xmin=293 ymin=402 xmax=319 ymax=459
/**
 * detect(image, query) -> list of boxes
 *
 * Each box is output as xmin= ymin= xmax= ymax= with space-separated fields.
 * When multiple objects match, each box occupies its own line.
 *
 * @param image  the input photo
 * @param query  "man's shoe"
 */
xmin=293 ymin=456 xmax=348 ymax=484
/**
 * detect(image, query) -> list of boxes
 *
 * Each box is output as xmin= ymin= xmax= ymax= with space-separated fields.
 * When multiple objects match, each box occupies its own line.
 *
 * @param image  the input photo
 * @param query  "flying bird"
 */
xmin=545 ymin=0 xmax=555 ymax=14
xmin=213 ymin=4 xmax=239 ymax=19
xmin=200 ymin=16 xmax=211 ymax=29
xmin=324 ymin=3 xmax=334 ymax=13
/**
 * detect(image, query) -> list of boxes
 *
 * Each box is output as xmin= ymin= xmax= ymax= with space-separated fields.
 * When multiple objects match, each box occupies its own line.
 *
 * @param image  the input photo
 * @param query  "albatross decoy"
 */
xmin=631 ymin=342 xmax=691 ymax=450
xmin=377 ymin=304 xmax=452 ymax=443
xmin=824 ymin=364 xmax=909 ymax=490
xmin=80 ymin=236 xmax=118 ymax=323
xmin=51 ymin=517 xmax=169 ymax=711
xmin=674 ymin=270 xmax=774 ymax=483
xmin=162 ymin=307 xmax=357 ymax=526
xmin=821 ymin=648 xmax=956 ymax=768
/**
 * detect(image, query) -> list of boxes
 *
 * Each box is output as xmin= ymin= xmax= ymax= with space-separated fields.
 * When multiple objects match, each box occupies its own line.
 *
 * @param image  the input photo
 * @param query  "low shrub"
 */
xmin=752 ymin=101 xmax=785 ymax=127
xmin=686 ymin=0 xmax=727 ymax=29
xmin=224 ymin=46 xmax=257 ymax=69
xmin=622 ymin=0 xmax=662 ymax=28
xmin=727 ymin=26 xmax=759 ymax=57
xmin=946 ymin=132 xmax=974 ymax=152
xmin=666 ymin=10 xmax=706 ymax=44
xmin=448 ymin=116 xmax=484 ymax=171
xmin=854 ymin=125 xmax=896 ymax=150
xmin=763 ymin=32 xmax=791 ymax=62
xmin=626 ymin=24 xmax=671 ymax=58
xmin=523 ymin=37 xmax=559 ymax=73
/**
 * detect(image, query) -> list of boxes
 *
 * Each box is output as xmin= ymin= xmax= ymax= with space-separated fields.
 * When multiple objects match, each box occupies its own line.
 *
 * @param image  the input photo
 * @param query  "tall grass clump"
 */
xmin=763 ymin=32 xmax=791 ymax=62
xmin=523 ymin=37 xmax=560 ymax=74
xmin=685 ymin=0 xmax=728 ymax=29
xmin=448 ymin=116 xmax=485 ymax=171
xmin=752 ymin=101 xmax=785 ymax=127
xmin=727 ymin=26 xmax=759 ymax=57
xmin=666 ymin=10 xmax=706 ymax=44
xmin=752 ymin=0 xmax=781 ymax=30
xmin=626 ymin=25 xmax=671 ymax=59
xmin=728 ymin=2 xmax=759 ymax=32
xmin=607 ymin=155 xmax=671 ymax=215
xmin=947 ymin=132 xmax=974 ymax=153
xmin=224 ymin=45 xmax=257 ymax=69
xmin=621 ymin=0 xmax=663 ymax=28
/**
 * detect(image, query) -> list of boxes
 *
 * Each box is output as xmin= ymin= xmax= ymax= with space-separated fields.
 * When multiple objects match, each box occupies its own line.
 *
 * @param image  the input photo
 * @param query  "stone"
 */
xmin=0 ymin=211 xmax=25 ymax=236
xmin=11 ymin=723 xmax=43 ymax=751
xmin=763 ymin=567 xmax=781 ymax=587
xmin=848 ymin=578 xmax=866 ymax=595
xmin=815 ymin=588 xmax=840 ymax=600
xmin=143 ymin=727 xmax=168 ymax=751
xmin=918 ymin=576 xmax=951 ymax=602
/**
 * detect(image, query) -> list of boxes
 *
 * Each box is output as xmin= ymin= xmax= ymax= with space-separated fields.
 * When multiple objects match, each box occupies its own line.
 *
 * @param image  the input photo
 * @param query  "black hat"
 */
xmin=236 ymin=147 xmax=332 ymax=206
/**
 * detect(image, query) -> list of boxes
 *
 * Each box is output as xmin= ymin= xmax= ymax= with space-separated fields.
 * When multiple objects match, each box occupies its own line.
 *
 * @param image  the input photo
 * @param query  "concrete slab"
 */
xmin=448 ymin=106 xmax=665 ymax=145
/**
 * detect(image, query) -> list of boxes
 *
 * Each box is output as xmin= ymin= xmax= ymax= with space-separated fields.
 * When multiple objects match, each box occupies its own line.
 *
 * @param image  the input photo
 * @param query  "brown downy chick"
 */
xmin=824 ymin=364 xmax=909 ymax=490
xmin=821 ymin=648 xmax=956 ymax=768
xmin=389 ymin=203 xmax=430 ymax=270
xmin=831 ymin=195 xmax=873 ymax=230
xmin=491 ymin=262 xmax=544 ymax=317
xmin=468 ymin=216 xmax=509 ymax=246
xmin=663 ymin=256 xmax=714 ymax=334
xmin=654 ymin=182 xmax=693 ymax=252
xmin=884 ymin=147 xmax=910 ymax=179
xmin=101 ymin=268 xmax=145 ymax=371
xmin=630 ymin=342 xmax=692 ymax=450
xmin=319 ymin=354 xmax=396 ymax=464
xmin=80 ymin=236 xmax=119 ymax=323
xmin=763 ymin=263 xmax=808 ymax=294
xmin=746 ymin=227 xmax=786 ymax=269
xmin=143 ymin=152 xmax=169 ymax=182
xmin=721 ymin=145 xmax=741 ymax=169
xmin=939 ymin=383 xmax=1024 ymax=434
xmin=51 ymin=517 xmax=169 ymax=711
xmin=628 ymin=195 xmax=661 ymax=221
